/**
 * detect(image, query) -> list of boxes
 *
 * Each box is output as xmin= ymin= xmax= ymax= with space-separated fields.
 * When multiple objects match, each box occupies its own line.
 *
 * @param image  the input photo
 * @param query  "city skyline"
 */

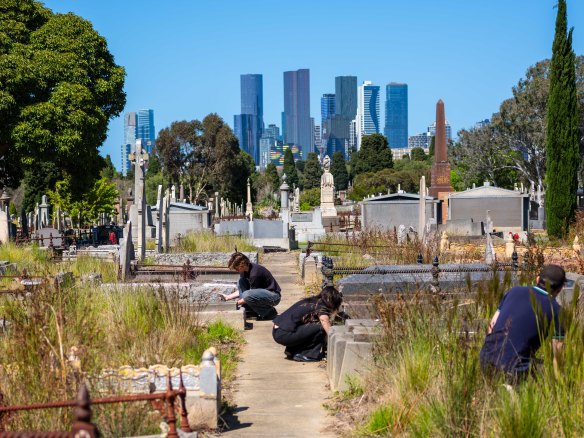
xmin=41 ymin=1 xmax=584 ymax=169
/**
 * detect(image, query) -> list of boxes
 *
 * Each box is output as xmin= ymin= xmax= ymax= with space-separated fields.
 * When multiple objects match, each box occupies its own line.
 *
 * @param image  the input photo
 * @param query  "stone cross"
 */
xmin=128 ymin=139 xmax=149 ymax=261
xmin=418 ymin=175 xmax=427 ymax=242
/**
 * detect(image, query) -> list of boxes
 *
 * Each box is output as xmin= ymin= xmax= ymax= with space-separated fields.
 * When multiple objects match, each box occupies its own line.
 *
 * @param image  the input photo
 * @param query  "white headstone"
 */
xmin=320 ymin=155 xmax=337 ymax=218
xmin=418 ymin=175 xmax=427 ymax=242
xmin=128 ymin=139 xmax=149 ymax=261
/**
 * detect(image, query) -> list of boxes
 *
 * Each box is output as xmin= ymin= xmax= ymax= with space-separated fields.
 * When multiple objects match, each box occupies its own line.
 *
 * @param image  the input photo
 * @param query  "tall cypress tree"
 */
xmin=303 ymin=152 xmax=323 ymax=189
xmin=545 ymin=0 xmax=580 ymax=238
xmin=283 ymin=148 xmax=299 ymax=188
xmin=331 ymin=151 xmax=349 ymax=190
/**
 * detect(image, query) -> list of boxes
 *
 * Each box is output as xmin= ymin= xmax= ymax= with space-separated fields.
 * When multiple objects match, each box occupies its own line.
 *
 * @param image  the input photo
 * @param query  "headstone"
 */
xmin=429 ymin=99 xmax=453 ymax=220
xmin=245 ymin=178 xmax=253 ymax=220
xmin=156 ymin=185 xmax=163 ymax=253
xmin=37 ymin=227 xmax=63 ymax=247
xmin=171 ymin=185 xmax=177 ymax=203
xmin=280 ymin=175 xmax=290 ymax=220
xmin=505 ymin=232 xmax=515 ymax=258
xmin=320 ymin=155 xmax=337 ymax=218
xmin=440 ymin=231 xmax=450 ymax=252
xmin=119 ymin=221 xmax=135 ymax=281
xmin=573 ymin=236 xmax=581 ymax=255
xmin=418 ymin=175 xmax=427 ymax=241
xmin=485 ymin=210 xmax=495 ymax=264
xmin=21 ymin=208 xmax=29 ymax=238
xmin=214 ymin=192 xmax=220 ymax=218
xmin=397 ymin=224 xmax=407 ymax=245
xmin=39 ymin=195 xmax=50 ymax=228
xmin=0 ymin=203 xmax=9 ymax=245
xmin=179 ymin=184 xmax=185 ymax=202
xmin=128 ymin=139 xmax=149 ymax=261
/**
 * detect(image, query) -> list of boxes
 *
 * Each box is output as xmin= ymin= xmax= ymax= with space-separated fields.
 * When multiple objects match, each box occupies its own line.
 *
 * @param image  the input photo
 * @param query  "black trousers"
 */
xmin=272 ymin=323 xmax=326 ymax=359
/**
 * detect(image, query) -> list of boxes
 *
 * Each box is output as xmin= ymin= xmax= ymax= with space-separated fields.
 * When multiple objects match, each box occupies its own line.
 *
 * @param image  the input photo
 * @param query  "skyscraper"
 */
xmin=121 ymin=110 xmax=155 ymax=176
xmin=384 ymin=83 xmax=408 ymax=148
xmin=283 ymin=69 xmax=311 ymax=159
xmin=259 ymin=124 xmax=281 ymax=171
xmin=335 ymin=76 xmax=357 ymax=120
xmin=428 ymin=120 xmax=452 ymax=142
xmin=235 ymin=74 xmax=264 ymax=163
xmin=356 ymin=81 xmax=380 ymax=149
xmin=321 ymin=94 xmax=336 ymax=126
xmin=136 ymin=109 xmax=155 ymax=153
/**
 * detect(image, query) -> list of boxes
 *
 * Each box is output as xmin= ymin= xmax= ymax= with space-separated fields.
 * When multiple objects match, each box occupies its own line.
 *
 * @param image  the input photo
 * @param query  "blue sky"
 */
xmin=42 ymin=0 xmax=584 ymax=170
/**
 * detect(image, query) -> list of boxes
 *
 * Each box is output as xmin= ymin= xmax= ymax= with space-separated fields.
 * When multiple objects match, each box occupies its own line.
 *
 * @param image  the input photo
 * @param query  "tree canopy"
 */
xmin=330 ymin=151 xmax=349 ymax=190
xmin=303 ymin=152 xmax=322 ymax=190
xmin=283 ymin=148 xmax=299 ymax=188
xmin=0 ymin=0 xmax=126 ymax=200
xmin=354 ymin=134 xmax=393 ymax=175
xmin=452 ymin=56 xmax=584 ymax=190
xmin=153 ymin=114 xmax=250 ymax=204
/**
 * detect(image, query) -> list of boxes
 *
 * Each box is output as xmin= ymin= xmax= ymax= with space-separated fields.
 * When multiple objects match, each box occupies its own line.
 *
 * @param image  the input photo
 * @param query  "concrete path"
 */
xmin=222 ymin=252 xmax=335 ymax=437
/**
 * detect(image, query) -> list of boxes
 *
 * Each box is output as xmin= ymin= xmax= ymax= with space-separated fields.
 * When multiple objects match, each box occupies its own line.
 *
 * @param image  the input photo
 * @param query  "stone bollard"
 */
xmin=187 ymin=348 xmax=220 ymax=430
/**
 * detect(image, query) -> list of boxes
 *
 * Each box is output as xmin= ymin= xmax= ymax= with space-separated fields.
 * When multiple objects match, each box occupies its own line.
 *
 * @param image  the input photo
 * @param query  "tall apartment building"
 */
xmin=120 ymin=109 xmax=155 ymax=176
xmin=234 ymin=74 xmax=264 ymax=163
xmin=283 ymin=69 xmax=311 ymax=159
xmin=384 ymin=83 xmax=408 ymax=148
xmin=356 ymin=81 xmax=380 ymax=150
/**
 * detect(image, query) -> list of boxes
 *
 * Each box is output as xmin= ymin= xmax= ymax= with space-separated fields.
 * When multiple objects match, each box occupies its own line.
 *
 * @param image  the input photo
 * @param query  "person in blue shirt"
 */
xmin=479 ymin=264 xmax=566 ymax=382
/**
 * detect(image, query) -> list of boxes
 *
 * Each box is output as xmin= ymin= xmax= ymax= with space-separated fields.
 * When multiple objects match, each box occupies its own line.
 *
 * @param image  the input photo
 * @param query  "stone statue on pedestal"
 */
xmin=320 ymin=155 xmax=337 ymax=218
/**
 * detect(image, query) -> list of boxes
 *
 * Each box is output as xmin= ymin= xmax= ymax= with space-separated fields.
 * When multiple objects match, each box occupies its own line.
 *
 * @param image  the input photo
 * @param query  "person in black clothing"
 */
xmin=220 ymin=252 xmax=281 ymax=320
xmin=479 ymin=264 xmax=566 ymax=383
xmin=272 ymin=286 xmax=342 ymax=362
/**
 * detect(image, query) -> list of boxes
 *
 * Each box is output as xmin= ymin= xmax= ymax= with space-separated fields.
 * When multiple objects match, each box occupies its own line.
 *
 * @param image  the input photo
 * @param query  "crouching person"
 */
xmin=220 ymin=252 xmax=281 ymax=321
xmin=272 ymin=286 xmax=342 ymax=362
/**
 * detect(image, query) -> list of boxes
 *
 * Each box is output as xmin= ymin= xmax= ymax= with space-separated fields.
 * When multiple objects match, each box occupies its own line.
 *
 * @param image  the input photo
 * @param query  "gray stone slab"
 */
xmin=337 ymin=341 xmax=373 ymax=392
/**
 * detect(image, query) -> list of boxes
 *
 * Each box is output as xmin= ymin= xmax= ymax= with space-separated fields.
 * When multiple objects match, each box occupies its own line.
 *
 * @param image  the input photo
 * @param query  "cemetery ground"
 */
xmin=316 ymin=229 xmax=584 ymax=437
xmin=2 ymin=227 xmax=584 ymax=436
xmin=0 ymin=235 xmax=248 ymax=435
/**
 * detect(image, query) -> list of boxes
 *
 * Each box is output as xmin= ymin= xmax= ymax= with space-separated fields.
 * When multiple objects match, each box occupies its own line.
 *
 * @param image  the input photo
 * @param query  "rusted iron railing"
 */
xmin=0 ymin=372 xmax=192 ymax=437
xmin=133 ymin=260 xmax=234 ymax=281
xmin=321 ymin=252 xmax=521 ymax=294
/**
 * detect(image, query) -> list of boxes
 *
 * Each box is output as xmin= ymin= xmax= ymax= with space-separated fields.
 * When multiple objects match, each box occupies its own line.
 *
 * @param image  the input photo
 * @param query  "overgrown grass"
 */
xmin=0 ymin=280 xmax=243 ymax=434
xmin=333 ymin=275 xmax=584 ymax=437
xmin=174 ymin=231 xmax=256 ymax=253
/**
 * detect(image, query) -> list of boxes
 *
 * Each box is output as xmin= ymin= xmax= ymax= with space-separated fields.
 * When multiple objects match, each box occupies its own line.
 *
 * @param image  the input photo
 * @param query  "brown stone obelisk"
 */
xmin=429 ymin=99 xmax=453 ymax=221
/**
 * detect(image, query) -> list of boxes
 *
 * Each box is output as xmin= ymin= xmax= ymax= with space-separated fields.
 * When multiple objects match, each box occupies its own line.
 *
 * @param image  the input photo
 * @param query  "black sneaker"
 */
xmin=292 ymin=354 xmax=320 ymax=362
xmin=257 ymin=308 xmax=278 ymax=321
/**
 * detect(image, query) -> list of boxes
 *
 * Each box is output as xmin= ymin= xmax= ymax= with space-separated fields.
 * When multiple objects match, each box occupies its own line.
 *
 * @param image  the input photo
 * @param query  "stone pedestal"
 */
xmin=320 ymin=155 xmax=337 ymax=218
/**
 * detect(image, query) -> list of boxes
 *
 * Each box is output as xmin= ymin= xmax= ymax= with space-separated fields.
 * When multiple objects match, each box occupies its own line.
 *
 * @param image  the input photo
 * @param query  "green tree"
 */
xmin=295 ymin=160 xmax=305 ymax=173
xmin=429 ymin=136 xmax=436 ymax=158
xmin=348 ymin=147 xmax=359 ymax=182
xmin=283 ymin=148 xmax=299 ymax=188
xmin=331 ymin=151 xmax=349 ymax=190
xmin=303 ymin=152 xmax=322 ymax=189
xmin=410 ymin=147 xmax=427 ymax=161
xmin=354 ymin=134 xmax=393 ymax=175
xmin=22 ymin=162 xmax=60 ymax=212
xmin=100 ymin=154 xmax=118 ymax=180
xmin=299 ymin=187 xmax=321 ymax=211
xmin=265 ymin=163 xmax=280 ymax=189
xmin=545 ymin=0 xmax=580 ymax=238
xmin=0 ymin=1 xmax=126 ymax=194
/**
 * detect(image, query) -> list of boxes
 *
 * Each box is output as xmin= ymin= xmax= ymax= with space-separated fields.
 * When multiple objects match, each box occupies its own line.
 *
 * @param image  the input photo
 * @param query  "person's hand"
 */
xmin=219 ymin=294 xmax=228 ymax=301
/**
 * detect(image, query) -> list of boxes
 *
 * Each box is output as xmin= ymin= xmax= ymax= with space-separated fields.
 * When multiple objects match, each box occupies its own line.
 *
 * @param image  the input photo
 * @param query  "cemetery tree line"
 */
xmin=0 ymin=0 xmax=126 ymax=210
xmin=151 ymin=114 xmax=253 ymax=206
xmin=451 ymin=55 xmax=584 ymax=191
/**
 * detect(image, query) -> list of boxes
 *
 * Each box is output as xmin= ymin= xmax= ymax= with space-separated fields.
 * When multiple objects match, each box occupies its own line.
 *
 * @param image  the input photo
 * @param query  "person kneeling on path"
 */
xmin=220 ymin=252 xmax=281 ymax=320
xmin=479 ymin=264 xmax=566 ymax=383
xmin=272 ymin=286 xmax=342 ymax=362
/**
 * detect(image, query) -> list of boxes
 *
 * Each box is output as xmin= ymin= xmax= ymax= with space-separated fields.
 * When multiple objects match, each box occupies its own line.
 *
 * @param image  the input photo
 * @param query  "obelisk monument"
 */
xmin=429 ymin=99 xmax=453 ymax=220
